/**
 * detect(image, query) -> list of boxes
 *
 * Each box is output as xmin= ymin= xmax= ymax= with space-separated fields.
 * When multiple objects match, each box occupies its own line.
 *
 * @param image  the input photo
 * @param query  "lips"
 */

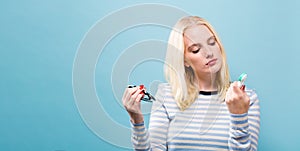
xmin=206 ymin=58 xmax=217 ymax=66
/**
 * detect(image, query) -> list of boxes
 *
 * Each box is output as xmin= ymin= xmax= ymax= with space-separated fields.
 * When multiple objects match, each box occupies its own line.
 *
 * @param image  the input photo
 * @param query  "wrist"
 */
xmin=129 ymin=113 xmax=144 ymax=124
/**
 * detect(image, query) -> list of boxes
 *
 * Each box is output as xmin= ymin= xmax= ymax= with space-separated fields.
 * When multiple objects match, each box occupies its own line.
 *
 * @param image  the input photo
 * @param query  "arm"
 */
xmin=228 ymin=90 xmax=260 ymax=150
xmin=131 ymin=84 xmax=170 ymax=151
xmin=131 ymin=122 xmax=150 ymax=151
xmin=225 ymin=82 xmax=260 ymax=150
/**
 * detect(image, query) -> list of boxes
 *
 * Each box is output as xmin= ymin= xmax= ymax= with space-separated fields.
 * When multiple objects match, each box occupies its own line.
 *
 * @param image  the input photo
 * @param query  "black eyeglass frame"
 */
xmin=127 ymin=85 xmax=156 ymax=102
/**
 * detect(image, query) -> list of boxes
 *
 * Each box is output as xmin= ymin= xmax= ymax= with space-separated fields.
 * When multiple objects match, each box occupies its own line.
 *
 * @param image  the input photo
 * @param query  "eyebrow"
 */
xmin=186 ymin=36 xmax=216 ymax=51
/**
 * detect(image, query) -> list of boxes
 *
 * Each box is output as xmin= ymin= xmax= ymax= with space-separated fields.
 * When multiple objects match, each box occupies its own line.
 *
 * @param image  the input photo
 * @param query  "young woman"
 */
xmin=122 ymin=16 xmax=260 ymax=151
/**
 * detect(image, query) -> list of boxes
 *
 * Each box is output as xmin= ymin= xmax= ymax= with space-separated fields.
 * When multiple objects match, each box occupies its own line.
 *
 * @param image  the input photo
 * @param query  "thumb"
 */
xmin=232 ymin=83 xmax=242 ymax=94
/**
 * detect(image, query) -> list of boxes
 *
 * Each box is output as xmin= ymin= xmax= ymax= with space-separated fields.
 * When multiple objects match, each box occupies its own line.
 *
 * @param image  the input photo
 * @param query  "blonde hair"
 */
xmin=164 ymin=16 xmax=230 ymax=111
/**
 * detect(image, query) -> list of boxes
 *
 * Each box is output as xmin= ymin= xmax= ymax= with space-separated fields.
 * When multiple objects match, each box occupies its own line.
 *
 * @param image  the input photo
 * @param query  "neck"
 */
xmin=196 ymin=73 xmax=217 ymax=91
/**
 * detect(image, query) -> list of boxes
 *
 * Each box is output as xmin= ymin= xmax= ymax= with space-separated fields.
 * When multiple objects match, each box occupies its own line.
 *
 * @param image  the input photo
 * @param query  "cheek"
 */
xmin=189 ymin=54 xmax=205 ymax=66
xmin=213 ymin=44 xmax=221 ymax=51
xmin=216 ymin=51 xmax=222 ymax=60
xmin=216 ymin=55 xmax=223 ymax=71
xmin=213 ymin=46 xmax=222 ymax=58
xmin=212 ymin=47 xmax=223 ymax=68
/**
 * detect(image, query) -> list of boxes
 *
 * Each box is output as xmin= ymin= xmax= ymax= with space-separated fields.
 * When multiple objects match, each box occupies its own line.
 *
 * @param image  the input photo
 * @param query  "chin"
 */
xmin=208 ymin=64 xmax=222 ymax=74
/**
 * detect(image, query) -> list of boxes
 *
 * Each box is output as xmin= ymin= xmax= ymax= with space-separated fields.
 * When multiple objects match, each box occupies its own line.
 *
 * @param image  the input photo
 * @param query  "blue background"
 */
xmin=1 ymin=0 xmax=299 ymax=150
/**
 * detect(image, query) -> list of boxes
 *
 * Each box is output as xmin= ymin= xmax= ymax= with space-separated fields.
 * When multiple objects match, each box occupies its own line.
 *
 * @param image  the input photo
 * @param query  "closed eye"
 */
xmin=192 ymin=48 xmax=200 ymax=54
xmin=208 ymin=36 xmax=216 ymax=46
xmin=188 ymin=43 xmax=201 ymax=54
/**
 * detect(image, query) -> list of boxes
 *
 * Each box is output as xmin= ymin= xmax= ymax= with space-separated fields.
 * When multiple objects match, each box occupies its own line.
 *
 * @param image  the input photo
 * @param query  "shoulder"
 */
xmin=155 ymin=83 xmax=176 ymax=103
xmin=157 ymin=83 xmax=172 ymax=91
xmin=155 ymin=83 xmax=172 ymax=97
xmin=155 ymin=83 xmax=179 ymax=114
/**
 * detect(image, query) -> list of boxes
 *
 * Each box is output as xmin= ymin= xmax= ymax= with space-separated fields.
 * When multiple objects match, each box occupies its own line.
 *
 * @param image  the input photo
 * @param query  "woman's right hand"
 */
xmin=122 ymin=86 xmax=145 ymax=124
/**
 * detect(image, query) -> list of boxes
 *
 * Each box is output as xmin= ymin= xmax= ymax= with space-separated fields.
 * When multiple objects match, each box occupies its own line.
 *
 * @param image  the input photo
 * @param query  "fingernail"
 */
xmin=241 ymin=85 xmax=245 ymax=91
xmin=139 ymin=85 xmax=144 ymax=90
xmin=139 ymin=94 xmax=144 ymax=102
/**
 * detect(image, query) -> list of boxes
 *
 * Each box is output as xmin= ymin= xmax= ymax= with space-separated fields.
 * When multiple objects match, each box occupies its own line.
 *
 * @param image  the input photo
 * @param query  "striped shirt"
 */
xmin=131 ymin=83 xmax=260 ymax=151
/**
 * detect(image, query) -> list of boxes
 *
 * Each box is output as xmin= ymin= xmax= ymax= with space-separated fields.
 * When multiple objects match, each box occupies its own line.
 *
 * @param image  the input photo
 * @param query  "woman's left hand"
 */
xmin=225 ymin=81 xmax=250 ymax=114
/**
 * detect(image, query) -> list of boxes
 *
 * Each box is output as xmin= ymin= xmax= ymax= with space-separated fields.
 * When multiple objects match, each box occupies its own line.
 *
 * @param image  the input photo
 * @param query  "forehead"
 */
xmin=183 ymin=25 xmax=214 ymax=44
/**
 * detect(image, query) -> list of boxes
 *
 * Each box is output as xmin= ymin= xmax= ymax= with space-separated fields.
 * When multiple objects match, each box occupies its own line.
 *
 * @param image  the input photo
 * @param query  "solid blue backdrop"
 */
xmin=1 ymin=0 xmax=299 ymax=150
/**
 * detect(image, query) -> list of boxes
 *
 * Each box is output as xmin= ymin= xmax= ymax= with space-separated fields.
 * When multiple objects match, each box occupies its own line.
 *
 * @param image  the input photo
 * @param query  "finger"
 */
xmin=225 ymin=90 xmax=230 ymax=102
xmin=130 ymin=94 xmax=143 ymax=110
xmin=129 ymin=87 xmax=138 ymax=95
xmin=232 ymin=83 xmax=243 ymax=94
xmin=127 ymin=88 xmax=143 ymax=107
xmin=135 ymin=93 xmax=144 ymax=103
xmin=228 ymin=83 xmax=234 ymax=92
xmin=128 ymin=93 xmax=143 ymax=113
xmin=225 ymin=84 xmax=233 ymax=102
xmin=233 ymin=81 xmax=245 ymax=90
xmin=127 ymin=97 xmax=135 ymax=107
xmin=226 ymin=83 xmax=236 ymax=96
xmin=232 ymin=84 xmax=247 ymax=102
xmin=132 ymin=89 xmax=143 ymax=101
xmin=227 ymin=82 xmax=236 ymax=93
xmin=237 ymin=81 xmax=242 ymax=88
xmin=231 ymin=81 xmax=239 ymax=87
xmin=123 ymin=87 xmax=138 ymax=105
xmin=122 ymin=88 xmax=129 ymax=104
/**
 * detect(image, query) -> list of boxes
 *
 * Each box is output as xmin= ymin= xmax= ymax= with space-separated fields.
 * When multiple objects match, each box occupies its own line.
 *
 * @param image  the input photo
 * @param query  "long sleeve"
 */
xmin=131 ymin=84 xmax=170 ymax=151
xmin=131 ymin=85 xmax=261 ymax=150
xmin=131 ymin=122 xmax=150 ymax=151
xmin=228 ymin=90 xmax=260 ymax=151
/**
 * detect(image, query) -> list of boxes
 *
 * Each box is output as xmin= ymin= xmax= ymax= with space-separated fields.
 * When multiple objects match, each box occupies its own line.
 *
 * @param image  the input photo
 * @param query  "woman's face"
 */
xmin=183 ymin=25 xmax=222 ymax=76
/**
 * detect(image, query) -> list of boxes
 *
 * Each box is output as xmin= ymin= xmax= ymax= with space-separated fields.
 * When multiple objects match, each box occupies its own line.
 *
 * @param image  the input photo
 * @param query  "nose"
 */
xmin=202 ymin=46 xmax=213 ymax=58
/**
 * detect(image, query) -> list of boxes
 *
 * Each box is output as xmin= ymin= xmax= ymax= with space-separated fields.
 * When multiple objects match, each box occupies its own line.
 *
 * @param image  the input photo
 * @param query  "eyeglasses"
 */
xmin=127 ymin=85 xmax=156 ymax=102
